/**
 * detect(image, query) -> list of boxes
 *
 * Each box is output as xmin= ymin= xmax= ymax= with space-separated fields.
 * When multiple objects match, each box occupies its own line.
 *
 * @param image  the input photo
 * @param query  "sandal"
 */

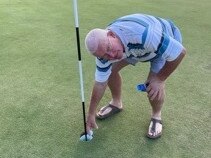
xmin=96 ymin=104 xmax=122 ymax=120
xmin=147 ymin=118 xmax=162 ymax=139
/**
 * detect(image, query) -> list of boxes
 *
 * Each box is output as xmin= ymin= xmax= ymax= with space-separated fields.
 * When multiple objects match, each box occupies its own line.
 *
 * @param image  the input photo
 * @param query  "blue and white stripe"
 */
xmin=95 ymin=14 xmax=184 ymax=82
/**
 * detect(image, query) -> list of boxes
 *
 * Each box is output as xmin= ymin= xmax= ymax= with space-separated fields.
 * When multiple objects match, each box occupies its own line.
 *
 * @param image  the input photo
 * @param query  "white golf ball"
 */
xmin=79 ymin=130 xmax=93 ymax=141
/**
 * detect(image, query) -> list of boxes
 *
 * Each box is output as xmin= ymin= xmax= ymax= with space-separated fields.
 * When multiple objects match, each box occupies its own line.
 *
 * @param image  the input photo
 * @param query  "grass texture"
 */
xmin=0 ymin=0 xmax=210 ymax=157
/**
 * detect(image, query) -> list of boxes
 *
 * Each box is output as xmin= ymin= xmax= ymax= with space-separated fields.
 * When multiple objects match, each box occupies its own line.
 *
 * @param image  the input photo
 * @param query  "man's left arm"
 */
xmin=156 ymin=48 xmax=186 ymax=81
xmin=147 ymin=48 xmax=186 ymax=100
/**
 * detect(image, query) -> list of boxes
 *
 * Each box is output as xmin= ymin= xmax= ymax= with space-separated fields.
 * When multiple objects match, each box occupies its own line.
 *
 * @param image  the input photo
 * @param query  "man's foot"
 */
xmin=147 ymin=118 xmax=162 ymax=139
xmin=96 ymin=104 xmax=122 ymax=120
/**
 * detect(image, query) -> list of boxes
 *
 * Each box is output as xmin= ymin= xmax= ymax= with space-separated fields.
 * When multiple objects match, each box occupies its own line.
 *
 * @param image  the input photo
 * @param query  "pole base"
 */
xmin=79 ymin=130 xmax=93 ymax=141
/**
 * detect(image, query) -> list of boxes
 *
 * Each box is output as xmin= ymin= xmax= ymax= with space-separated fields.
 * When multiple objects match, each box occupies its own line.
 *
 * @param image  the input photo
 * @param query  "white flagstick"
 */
xmin=72 ymin=0 xmax=87 ymax=141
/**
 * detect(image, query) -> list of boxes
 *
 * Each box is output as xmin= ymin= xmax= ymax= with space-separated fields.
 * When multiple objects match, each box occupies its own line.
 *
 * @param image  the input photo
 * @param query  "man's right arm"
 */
xmin=88 ymin=81 xmax=108 ymax=116
xmin=86 ymin=57 xmax=112 ymax=131
xmin=89 ymin=58 xmax=112 ymax=115
xmin=86 ymin=81 xmax=107 ymax=131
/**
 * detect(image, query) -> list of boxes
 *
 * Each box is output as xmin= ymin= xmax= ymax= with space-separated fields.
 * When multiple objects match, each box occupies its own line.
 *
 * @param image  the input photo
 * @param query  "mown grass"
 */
xmin=0 ymin=0 xmax=210 ymax=157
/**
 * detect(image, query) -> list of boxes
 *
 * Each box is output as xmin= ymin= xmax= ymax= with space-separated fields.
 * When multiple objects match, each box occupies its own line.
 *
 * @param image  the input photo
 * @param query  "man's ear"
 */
xmin=107 ymin=30 xmax=116 ymax=38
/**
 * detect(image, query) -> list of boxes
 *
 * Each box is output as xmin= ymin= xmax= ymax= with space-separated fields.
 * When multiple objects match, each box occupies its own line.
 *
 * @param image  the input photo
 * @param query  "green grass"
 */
xmin=0 ymin=0 xmax=210 ymax=157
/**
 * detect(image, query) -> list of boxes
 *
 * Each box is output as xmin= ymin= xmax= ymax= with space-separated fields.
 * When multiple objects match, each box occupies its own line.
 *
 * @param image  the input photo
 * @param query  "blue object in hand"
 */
xmin=137 ymin=83 xmax=149 ymax=92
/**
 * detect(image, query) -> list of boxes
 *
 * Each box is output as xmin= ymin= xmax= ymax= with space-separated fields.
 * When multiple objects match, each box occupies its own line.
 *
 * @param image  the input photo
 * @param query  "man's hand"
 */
xmin=86 ymin=114 xmax=98 ymax=132
xmin=146 ymin=76 xmax=165 ymax=101
xmin=85 ymin=81 xmax=107 ymax=132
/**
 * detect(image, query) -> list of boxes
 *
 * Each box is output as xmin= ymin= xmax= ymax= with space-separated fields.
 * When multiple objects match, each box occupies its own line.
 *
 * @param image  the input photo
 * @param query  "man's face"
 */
xmin=94 ymin=32 xmax=124 ymax=61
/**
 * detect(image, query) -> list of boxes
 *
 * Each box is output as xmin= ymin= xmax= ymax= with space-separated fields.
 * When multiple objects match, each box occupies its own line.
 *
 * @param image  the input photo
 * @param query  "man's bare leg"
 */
xmin=147 ymin=72 xmax=165 ymax=138
xmin=97 ymin=60 xmax=128 ymax=116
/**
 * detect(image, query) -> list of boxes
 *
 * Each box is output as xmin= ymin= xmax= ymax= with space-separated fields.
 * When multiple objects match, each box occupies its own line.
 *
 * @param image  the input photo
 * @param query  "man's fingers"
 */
xmin=88 ymin=122 xmax=98 ymax=130
xmin=151 ymin=90 xmax=158 ymax=100
xmin=157 ymin=90 xmax=162 ymax=101
xmin=148 ymin=87 xmax=158 ymax=101
xmin=86 ymin=125 xmax=91 ymax=132
xmin=91 ymin=122 xmax=98 ymax=129
xmin=147 ymin=86 xmax=154 ymax=97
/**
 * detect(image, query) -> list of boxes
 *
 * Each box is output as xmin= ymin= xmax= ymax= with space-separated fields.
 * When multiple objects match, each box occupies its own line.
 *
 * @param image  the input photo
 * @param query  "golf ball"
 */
xmin=79 ymin=130 xmax=93 ymax=141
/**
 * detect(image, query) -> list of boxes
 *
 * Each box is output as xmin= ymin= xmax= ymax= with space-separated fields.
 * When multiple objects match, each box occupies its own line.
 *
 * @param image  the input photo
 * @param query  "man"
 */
xmin=84 ymin=13 xmax=186 ymax=139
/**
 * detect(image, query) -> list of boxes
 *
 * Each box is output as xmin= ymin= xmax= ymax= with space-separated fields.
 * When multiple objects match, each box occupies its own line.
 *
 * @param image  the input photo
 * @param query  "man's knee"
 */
xmin=148 ymin=89 xmax=165 ymax=103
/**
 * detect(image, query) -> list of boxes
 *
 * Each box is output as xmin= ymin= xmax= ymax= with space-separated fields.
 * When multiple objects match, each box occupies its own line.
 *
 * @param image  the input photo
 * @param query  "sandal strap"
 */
xmin=151 ymin=118 xmax=162 ymax=133
xmin=97 ymin=104 xmax=122 ymax=119
xmin=99 ymin=104 xmax=119 ymax=114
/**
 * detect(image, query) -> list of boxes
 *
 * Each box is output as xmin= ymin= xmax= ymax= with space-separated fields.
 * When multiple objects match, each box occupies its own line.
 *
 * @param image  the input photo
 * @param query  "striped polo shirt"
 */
xmin=95 ymin=13 xmax=184 ymax=82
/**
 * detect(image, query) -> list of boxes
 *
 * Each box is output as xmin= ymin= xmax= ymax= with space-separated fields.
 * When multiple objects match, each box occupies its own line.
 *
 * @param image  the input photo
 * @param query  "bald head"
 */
xmin=85 ymin=28 xmax=108 ymax=54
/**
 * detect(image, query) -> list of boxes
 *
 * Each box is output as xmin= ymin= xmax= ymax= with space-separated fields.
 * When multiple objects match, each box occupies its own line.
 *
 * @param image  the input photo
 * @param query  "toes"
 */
xmin=147 ymin=119 xmax=162 ymax=138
